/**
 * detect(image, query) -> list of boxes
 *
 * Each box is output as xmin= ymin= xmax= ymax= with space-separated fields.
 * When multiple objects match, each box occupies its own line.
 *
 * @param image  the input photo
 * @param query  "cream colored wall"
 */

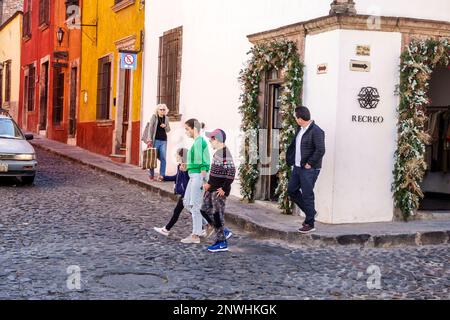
xmin=0 ymin=13 xmax=22 ymax=122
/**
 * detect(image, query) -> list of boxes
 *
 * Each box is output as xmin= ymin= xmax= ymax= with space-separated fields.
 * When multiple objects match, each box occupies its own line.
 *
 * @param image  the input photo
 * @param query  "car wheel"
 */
xmin=21 ymin=175 xmax=35 ymax=185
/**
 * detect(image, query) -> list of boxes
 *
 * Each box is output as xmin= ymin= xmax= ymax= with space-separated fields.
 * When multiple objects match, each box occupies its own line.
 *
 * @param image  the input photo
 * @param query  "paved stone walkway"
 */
xmin=0 ymin=149 xmax=448 ymax=299
xmin=28 ymin=135 xmax=450 ymax=248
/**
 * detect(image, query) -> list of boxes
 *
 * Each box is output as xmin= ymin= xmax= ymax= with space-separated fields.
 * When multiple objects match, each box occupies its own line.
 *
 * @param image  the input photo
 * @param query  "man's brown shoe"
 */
xmin=299 ymin=225 xmax=316 ymax=234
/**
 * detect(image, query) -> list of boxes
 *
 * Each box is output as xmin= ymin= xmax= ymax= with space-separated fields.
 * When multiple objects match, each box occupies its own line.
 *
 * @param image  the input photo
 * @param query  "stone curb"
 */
xmin=31 ymin=142 xmax=450 ymax=248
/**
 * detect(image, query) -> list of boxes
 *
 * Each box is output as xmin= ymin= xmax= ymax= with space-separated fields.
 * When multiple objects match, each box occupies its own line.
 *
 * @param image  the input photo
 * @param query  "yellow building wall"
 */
xmin=0 ymin=13 xmax=22 ymax=122
xmin=80 ymin=0 xmax=144 ymax=123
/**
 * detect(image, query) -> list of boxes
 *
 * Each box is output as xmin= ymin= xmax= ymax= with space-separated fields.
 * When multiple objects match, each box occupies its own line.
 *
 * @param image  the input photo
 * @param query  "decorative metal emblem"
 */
xmin=358 ymin=87 xmax=380 ymax=109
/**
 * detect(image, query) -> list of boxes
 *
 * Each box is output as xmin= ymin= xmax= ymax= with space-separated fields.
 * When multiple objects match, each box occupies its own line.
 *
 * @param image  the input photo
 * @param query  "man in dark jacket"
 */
xmin=287 ymin=106 xmax=325 ymax=233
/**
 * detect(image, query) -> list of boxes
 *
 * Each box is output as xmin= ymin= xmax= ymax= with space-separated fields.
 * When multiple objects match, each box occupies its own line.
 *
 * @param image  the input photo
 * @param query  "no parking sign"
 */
xmin=120 ymin=51 xmax=137 ymax=70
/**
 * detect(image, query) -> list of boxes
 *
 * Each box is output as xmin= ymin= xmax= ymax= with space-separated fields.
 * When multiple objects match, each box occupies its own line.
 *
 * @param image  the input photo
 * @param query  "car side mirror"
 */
xmin=25 ymin=134 xmax=34 ymax=141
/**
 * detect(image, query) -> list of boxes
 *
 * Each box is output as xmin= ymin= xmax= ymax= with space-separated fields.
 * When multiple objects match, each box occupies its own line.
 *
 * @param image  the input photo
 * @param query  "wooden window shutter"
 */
xmin=46 ymin=0 xmax=50 ymax=25
xmin=39 ymin=0 xmax=50 ymax=26
xmin=39 ymin=0 xmax=44 ymax=25
xmin=24 ymin=75 xmax=29 ymax=111
xmin=96 ymin=57 xmax=111 ymax=120
xmin=157 ymin=27 xmax=182 ymax=118
xmin=53 ymin=69 xmax=64 ymax=124
xmin=96 ymin=58 xmax=104 ymax=119
xmin=0 ymin=65 xmax=3 ymax=108
xmin=23 ymin=11 xmax=31 ymax=38
xmin=27 ymin=65 xmax=35 ymax=111
xmin=5 ymin=61 xmax=11 ymax=103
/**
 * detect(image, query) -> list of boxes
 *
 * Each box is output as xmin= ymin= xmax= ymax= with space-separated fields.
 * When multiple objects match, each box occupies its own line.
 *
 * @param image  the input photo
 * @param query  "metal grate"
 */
xmin=27 ymin=65 xmax=35 ymax=112
xmin=39 ymin=0 xmax=50 ymax=26
xmin=96 ymin=57 xmax=111 ymax=120
xmin=4 ymin=60 xmax=11 ymax=103
xmin=52 ymin=69 xmax=64 ymax=125
xmin=157 ymin=27 xmax=182 ymax=117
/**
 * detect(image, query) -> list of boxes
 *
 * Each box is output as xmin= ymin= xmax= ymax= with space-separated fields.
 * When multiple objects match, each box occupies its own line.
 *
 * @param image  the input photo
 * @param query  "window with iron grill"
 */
xmin=22 ymin=11 xmax=31 ymax=38
xmin=39 ymin=0 xmax=50 ymax=26
xmin=4 ymin=60 xmax=11 ymax=103
xmin=0 ymin=64 xmax=3 ymax=108
xmin=39 ymin=61 xmax=49 ymax=130
xmin=53 ymin=69 xmax=64 ymax=124
xmin=65 ymin=0 xmax=79 ymax=19
xmin=27 ymin=65 xmax=35 ymax=112
xmin=157 ymin=26 xmax=182 ymax=118
xmin=96 ymin=57 xmax=111 ymax=120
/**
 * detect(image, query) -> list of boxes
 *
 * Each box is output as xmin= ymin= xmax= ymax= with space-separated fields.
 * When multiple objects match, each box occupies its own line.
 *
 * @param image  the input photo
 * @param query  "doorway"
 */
xmin=52 ymin=68 xmax=64 ymax=125
xmin=112 ymin=66 xmax=132 ymax=162
xmin=69 ymin=66 xmax=78 ymax=137
xmin=121 ymin=69 xmax=131 ymax=149
xmin=420 ymin=67 xmax=450 ymax=211
xmin=256 ymin=68 xmax=283 ymax=201
xmin=39 ymin=61 xmax=49 ymax=131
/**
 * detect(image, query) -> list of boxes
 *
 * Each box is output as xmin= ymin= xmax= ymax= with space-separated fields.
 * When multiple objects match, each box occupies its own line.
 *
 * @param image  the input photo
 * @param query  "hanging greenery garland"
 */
xmin=393 ymin=38 xmax=450 ymax=221
xmin=238 ymin=40 xmax=304 ymax=214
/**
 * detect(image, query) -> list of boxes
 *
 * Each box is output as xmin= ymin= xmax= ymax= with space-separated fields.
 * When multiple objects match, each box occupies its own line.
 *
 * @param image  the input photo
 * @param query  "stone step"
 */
xmin=109 ymin=154 xmax=126 ymax=163
xmin=413 ymin=211 xmax=450 ymax=221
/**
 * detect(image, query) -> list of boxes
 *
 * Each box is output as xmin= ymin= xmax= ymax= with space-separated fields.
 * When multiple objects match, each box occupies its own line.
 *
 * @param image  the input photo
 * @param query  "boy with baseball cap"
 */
xmin=201 ymin=129 xmax=236 ymax=253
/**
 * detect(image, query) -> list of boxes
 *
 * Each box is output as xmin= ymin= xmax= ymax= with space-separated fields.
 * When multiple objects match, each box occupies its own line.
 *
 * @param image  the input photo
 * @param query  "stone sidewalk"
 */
xmin=29 ymin=135 xmax=450 ymax=248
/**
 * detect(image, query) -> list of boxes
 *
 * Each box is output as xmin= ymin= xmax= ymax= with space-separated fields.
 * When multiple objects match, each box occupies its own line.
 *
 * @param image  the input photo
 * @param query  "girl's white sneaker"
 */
xmin=154 ymin=227 xmax=170 ymax=237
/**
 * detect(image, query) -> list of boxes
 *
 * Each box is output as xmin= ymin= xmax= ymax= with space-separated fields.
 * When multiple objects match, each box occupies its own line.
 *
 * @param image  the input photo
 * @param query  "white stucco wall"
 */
xmin=142 ymin=0 xmax=450 ymax=222
xmin=303 ymin=30 xmax=341 ymax=224
xmin=333 ymin=30 xmax=401 ymax=223
xmin=143 ymin=0 xmax=332 ymax=189
xmin=304 ymin=29 xmax=401 ymax=224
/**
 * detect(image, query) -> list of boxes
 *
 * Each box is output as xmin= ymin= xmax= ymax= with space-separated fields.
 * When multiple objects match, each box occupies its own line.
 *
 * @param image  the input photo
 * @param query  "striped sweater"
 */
xmin=207 ymin=147 xmax=236 ymax=196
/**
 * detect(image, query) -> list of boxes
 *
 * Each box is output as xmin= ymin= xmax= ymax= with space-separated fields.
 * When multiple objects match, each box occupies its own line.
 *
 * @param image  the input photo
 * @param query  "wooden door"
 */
xmin=39 ymin=62 xmax=48 ymax=130
xmin=69 ymin=67 xmax=77 ymax=137
xmin=121 ymin=69 xmax=131 ymax=148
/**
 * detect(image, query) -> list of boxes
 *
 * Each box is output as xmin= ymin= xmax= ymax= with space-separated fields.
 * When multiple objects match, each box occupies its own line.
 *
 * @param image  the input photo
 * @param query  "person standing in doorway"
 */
xmin=181 ymin=119 xmax=210 ymax=244
xmin=142 ymin=104 xmax=171 ymax=181
xmin=287 ymin=106 xmax=325 ymax=234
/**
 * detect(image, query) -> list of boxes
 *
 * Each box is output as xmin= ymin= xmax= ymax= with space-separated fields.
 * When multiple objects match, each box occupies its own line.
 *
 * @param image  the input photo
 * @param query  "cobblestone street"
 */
xmin=0 ymin=149 xmax=449 ymax=300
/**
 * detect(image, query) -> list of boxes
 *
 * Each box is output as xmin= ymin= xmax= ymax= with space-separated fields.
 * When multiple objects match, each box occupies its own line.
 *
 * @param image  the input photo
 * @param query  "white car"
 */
xmin=0 ymin=111 xmax=37 ymax=185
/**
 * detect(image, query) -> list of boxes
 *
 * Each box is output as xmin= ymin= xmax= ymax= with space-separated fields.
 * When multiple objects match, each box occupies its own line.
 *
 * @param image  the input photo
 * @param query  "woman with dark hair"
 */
xmin=180 ymin=119 xmax=211 ymax=244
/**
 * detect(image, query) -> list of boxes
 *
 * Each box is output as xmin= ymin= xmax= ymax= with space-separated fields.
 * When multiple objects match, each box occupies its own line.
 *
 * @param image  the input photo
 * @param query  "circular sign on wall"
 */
xmin=124 ymin=54 xmax=135 ymax=66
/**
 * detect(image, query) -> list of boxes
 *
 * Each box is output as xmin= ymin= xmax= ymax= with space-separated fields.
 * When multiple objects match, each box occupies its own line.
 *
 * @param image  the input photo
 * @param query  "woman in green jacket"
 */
xmin=181 ymin=118 xmax=210 ymax=244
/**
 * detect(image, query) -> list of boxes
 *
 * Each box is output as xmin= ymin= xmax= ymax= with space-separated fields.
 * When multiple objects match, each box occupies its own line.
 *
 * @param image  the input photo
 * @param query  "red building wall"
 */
xmin=19 ymin=0 xmax=55 ymax=134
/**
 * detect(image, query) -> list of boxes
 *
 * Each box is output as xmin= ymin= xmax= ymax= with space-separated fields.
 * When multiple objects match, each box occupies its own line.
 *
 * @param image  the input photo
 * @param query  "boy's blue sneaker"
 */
xmin=224 ymin=228 xmax=233 ymax=240
xmin=207 ymin=241 xmax=228 ymax=253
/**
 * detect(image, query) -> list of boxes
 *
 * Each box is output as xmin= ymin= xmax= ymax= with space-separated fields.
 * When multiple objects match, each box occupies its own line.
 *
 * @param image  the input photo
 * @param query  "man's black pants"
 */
xmin=288 ymin=166 xmax=320 ymax=227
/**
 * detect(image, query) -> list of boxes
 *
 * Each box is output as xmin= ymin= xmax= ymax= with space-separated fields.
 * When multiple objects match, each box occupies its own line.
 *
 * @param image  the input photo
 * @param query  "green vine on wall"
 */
xmin=238 ymin=40 xmax=304 ymax=214
xmin=393 ymin=38 xmax=450 ymax=220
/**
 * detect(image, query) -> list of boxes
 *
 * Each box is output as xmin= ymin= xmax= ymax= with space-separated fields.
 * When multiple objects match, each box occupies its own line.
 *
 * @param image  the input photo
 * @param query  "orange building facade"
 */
xmin=47 ymin=0 xmax=81 ymax=144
